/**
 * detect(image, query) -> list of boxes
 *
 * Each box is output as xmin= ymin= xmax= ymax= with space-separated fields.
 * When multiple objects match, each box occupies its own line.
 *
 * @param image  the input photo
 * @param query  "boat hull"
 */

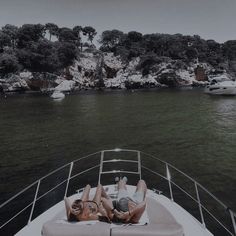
xmin=205 ymin=81 xmax=236 ymax=95
xmin=51 ymin=91 xmax=65 ymax=99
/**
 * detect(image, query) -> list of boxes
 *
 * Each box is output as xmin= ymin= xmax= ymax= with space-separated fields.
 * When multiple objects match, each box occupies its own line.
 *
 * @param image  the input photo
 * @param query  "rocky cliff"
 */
xmin=0 ymin=50 xmax=234 ymax=94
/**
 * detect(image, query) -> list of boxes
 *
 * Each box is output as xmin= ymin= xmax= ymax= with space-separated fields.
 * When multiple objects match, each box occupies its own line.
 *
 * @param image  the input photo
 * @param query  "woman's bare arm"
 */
xmin=79 ymin=212 xmax=99 ymax=221
xmin=113 ymin=201 xmax=146 ymax=223
xmin=129 ymin=201 xmax=146 ymax=223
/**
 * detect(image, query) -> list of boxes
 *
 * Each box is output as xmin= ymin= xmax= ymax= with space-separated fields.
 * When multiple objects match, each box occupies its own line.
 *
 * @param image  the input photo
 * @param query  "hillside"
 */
xmin=0 ymin=24 xmax=236 ymax=93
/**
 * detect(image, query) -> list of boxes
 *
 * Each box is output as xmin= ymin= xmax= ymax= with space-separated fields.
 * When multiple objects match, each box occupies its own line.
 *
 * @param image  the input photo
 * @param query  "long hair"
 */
xmin=68 ymin=199 xmax=83 ymax=222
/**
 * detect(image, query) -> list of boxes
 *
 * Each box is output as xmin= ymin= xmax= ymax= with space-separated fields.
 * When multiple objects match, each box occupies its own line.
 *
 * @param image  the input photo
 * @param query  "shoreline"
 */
xmin=0 ymin=86 xmax=205 ymax=99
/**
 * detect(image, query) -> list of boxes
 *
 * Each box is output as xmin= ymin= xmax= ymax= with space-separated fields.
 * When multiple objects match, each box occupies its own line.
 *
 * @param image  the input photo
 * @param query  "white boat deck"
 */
xmin=16 ymin=185 xmax=213 ymax=236
xmin=148 ymin=190 xmax=213 ymax=236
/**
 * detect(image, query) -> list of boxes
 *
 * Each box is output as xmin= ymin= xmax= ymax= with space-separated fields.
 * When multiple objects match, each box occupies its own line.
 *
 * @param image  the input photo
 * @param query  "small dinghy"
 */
xmin=0 ymin=149 xmax=235 ymax=236
xmin=51 ymin=91 xmax=65 ymax=99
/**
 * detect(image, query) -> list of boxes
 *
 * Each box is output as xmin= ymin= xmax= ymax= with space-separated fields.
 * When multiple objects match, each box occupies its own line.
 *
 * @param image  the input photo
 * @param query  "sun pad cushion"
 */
xmin=41 ymin=197 xmax=184 ymax=236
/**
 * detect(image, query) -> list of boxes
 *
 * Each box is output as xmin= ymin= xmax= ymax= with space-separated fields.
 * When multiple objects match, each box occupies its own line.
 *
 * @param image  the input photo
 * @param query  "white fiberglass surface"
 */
xmin=16 ymin=185 xmax=213 ymax=236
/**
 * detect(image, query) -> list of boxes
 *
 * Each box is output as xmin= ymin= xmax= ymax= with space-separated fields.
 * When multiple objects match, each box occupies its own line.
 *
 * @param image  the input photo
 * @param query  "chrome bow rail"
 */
xmin=0 ymin=149 xmax=235 ymax=236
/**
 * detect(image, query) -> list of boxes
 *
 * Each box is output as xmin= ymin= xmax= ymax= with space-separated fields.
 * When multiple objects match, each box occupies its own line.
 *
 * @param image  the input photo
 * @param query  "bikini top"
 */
xmin=82 ymin=200 xmax=99 ymax=214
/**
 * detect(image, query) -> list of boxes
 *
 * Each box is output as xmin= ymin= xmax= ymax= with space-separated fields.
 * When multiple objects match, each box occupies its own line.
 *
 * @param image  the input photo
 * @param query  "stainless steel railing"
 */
xmin=0 ymin=149 xmax=235 ymax=236
xmin=140 ymin=150 xmax=236 ymax=236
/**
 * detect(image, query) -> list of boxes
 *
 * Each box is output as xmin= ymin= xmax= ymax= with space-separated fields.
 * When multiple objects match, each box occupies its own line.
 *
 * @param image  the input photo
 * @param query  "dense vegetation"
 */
xmin=0 ymin=24 xmax=96 ymax=75
xmin=0 ymin=23 xmax=236 ymax=76
xmin=99 ymin=30 xmax=236 ymax=74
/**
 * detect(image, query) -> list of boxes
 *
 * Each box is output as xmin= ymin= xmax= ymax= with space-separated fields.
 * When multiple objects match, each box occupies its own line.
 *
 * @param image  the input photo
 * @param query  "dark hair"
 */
xmin=98 ymin=215 xmax=111 ymax=223
xmin=68 ymin=212 xmax=78 ymax=222
xmin=116 ymin=198 xmax=129 ymax=212
xmin=112 ymin=214 xmax=126 ymax=224
xmin=73 ymin=199 xmax=82 ymax=206
xmin=68 ymin=199 xmax=83 ymax=222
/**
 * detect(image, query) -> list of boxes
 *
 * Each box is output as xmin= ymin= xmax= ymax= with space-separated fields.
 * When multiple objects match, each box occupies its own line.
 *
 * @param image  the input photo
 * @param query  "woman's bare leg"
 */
xmin=135 ymin=180 xmax=147 ymax=196
xmin=101 ymin=185 xmax=113 ymax=209
xmin=81 ymin=184 xmax=91 ymax=201
xmin=101 ymin=197 xmax=114 ymax=220
xmin=92 ymin=184 xmax=102 ymax=204
xmin=92 ymin=184 xmax=112 ymax=220
xmin=93 ymin=184 xmax=113 ymax=203
xmin=101 ymin=185 xmax=110 ymax=199
xmin=118 ymin=179 xmax=127 ymax=190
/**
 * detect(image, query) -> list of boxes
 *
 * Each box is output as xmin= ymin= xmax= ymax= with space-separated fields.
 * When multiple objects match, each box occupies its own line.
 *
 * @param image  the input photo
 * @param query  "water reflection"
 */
xmin=213 ymin=98 xmax=236 ymax=129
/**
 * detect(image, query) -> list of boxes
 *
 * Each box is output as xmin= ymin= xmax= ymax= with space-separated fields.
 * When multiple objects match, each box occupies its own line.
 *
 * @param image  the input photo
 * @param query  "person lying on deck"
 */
xmin=64 ymin=184 xmax=111 ymax=222
xmin=101 ymin=179 xmax=147 ymax=224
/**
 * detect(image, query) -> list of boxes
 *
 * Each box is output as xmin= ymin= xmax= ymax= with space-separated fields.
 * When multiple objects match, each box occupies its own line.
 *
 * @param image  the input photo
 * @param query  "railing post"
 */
xmin=137 ymin=151 xmax=141 ymax=180
xmin=166 ymin=164 xmax=174 ymax=201
xmin=28 ymin=180 xmax=41 ymax=225
xmin=229 ymin=209 xmax=236 ymax=235
xmin=194 ymin=182 xmax=206 ymax=228
xmin=64 ymin=162 xmax=74 ymax=197
xmin=98 ymin=151 xmax=104 ymax=184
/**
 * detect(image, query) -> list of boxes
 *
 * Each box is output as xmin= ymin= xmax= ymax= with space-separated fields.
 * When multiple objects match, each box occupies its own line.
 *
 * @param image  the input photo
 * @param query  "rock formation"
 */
xmin=0 ymin=50 xmax=233 ymax=93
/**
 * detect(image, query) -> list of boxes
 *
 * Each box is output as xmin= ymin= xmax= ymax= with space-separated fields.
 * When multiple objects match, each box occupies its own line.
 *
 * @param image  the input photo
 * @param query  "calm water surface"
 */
xmin=0 ymin=89 xmax=236 ymax=212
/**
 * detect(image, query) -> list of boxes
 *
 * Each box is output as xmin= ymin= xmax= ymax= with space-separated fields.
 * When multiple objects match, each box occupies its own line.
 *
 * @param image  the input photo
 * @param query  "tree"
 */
xmin=185 ymin=47 xmax=198 ymax=60
xmin=83 ymin=26 xmax=97 ymax=44
xmin=0 ymin=31 xmax=11 ymax=52
xmin=33 ymin=40 xmax=60 ymax=72
xmin=45 ymin=23 xmax=59 ymax=41
xmin=73 ymin=26 xmax=83 ymax=37
xmin=0 ymin=53 xmax=20 ymax=74
xmin=99 ymin=30 xmax=124 ymax=51
xmin=57 ymin=42 xmax=77 ymax=67
xmin=73 ymin=26 xmax=83 ymax=50
xmin=223 ymin=40 xmax=236 ymax=60
xmin=17 ymin=40 xmax=60 ymax=72
xmin=207 ymin=40 xmax=221 ymax=52
xmin=127 ymin=31 xmax=143 ymax=42
xmin=17 ymin=24 xmax=45 ymax=48
xmin=2 ymin=24 xmax=18 ymax=48
xmin=58 ymin=27 xmax=77 ymax=43
xmin=16 ymin=48 xmax=32 ymax=70
xmin=168 ymin=34 xmax=186 ymax=59
xmin=142 ymin=34 xmax=166 ymax=55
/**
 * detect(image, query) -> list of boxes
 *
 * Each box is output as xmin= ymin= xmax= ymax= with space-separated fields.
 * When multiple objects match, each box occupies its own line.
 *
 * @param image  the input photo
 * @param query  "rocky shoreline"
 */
xmin=0 ymin=51 xmax=234 ymax=95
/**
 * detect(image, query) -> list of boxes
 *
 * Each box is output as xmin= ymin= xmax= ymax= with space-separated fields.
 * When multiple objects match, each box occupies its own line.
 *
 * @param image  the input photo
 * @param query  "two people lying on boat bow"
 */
xmin=64 ymin=179 xmax=147 ymax=224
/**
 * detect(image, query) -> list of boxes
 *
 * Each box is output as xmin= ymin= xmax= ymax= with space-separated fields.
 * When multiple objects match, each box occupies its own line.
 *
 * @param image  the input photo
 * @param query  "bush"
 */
xmin=57 ymin=42 xmax=77 ymax=67
xmin=17 ymin=40 xmax=60 ymax=72
xmin=0 ymin=53 xmax=20 ymax=74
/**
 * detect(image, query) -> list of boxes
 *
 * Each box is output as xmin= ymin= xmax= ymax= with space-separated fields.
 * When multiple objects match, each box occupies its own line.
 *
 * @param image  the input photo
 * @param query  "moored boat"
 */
xmin=205 ymin=80 xmax=236 ymax=95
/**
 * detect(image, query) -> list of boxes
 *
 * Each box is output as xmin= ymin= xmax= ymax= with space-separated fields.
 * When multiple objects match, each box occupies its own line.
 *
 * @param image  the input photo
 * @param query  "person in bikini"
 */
xmin=101 ymin=179 xmax=147 ymax=223
xmin=64 ymin=184 xmax=111 ymax=222
xmin=65 ymin=179 xmax=147 ymax=224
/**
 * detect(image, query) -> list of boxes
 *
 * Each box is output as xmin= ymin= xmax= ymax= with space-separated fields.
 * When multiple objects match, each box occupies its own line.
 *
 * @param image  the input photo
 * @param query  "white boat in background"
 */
xmin=0 ymin=149 xmax=235 ymax=236
xmin=50 ymin=90 xmax=65 ymax=100
xmin=205 ymin=80 xmax=236 ymax=95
